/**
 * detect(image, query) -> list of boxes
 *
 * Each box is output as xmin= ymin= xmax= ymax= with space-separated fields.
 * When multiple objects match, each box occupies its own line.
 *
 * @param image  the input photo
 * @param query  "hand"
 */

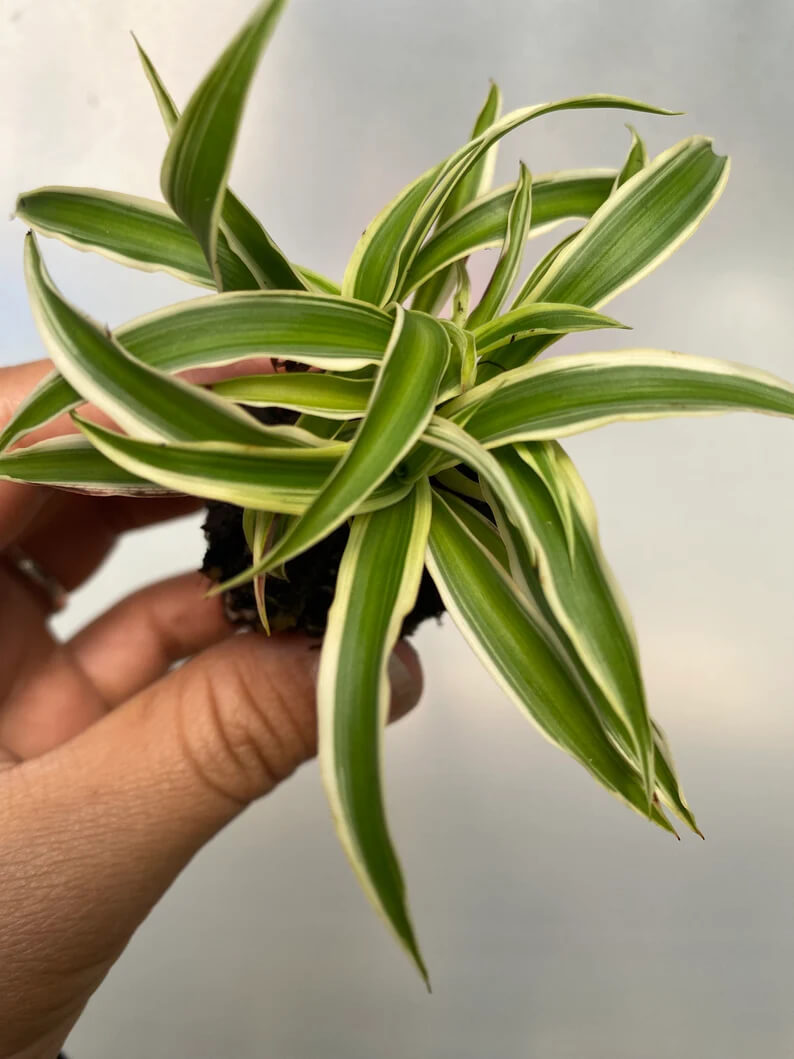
xmin=0 ymin=361 xmax=422 ymax=1059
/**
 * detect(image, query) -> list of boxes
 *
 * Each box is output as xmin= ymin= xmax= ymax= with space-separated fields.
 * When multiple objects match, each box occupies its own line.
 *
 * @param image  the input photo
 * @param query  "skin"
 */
xmin=0 ymin=361 xmax=422 ymax=1059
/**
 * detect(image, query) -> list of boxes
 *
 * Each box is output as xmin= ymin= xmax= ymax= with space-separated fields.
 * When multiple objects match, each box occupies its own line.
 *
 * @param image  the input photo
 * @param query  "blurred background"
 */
xmin=2 ymin=0 xmax=793 ymax=1055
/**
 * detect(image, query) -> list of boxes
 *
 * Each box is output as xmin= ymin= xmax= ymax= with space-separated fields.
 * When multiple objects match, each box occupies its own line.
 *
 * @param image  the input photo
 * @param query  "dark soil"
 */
xmin=200 ymin=398 xmax=446 ymax=638
xmin=201 ymin=501 xmax=446 ymax=638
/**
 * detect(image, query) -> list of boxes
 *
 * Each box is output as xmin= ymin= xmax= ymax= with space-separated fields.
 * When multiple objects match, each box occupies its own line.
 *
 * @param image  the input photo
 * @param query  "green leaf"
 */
xmin=294 ymin=266 xmax=341 ymax=295
xmin=490 ymin=444 xmax=654 ymax=800
xmin=445 ymin=349 xmax=794 ymax=446
xmin=502 ymin=136 xmax=729 ymax=369
xmin=160 ymin=0 xmax=287 ymax=289
xmin=136 ymin=32 xmax=307 ymax=293
xmin=342 ymin=164 xmax=443 ymax=304
xmin=440 ymin=82 xmax=503 ymax=225
xmin=250 ymin=510 xmax=276 ymax=633
xmin=318 ymin=481 xmax=432 ymax=985
xmin=652 ymin=720 xmax=701 ymax=836
xmin=214 ymin=307 xmax=450 ymax=590
xmin=74 ymin=417 xmax=408 ymax=514
xmin=450 ymin=261 xmax=472 ymax=329
xmin=0 ymin=436 xmax=167 ymax=495
xmin=471 ymin=302 xmax=626 ymax=358
xmin=482 ymin=479 xmax=689 ymax=833
xmin=426 ymin=491 xmax=663 ymax=822
xmin=466 ymin=163 xmax=533 ymax=329
xmin=515 ymin=441 xmax=575 ymax=559
xmin=23 ymin=234 xmax=273 ymax=446
xmin=615 ymin=124 xmax=649 ymax=189
xmin=0 ymin=292 xmax=395 ymax=452
xmin=349 ymin=94 xmax=675 ymax=307
xmin=211 ymin=373 xmax=371 ymax=418
xmin=15 ymin=187 xmax=259 ymax=291
xmin=433 ymin=488 xmax=509 ymax=568
xmin=402 ymin=170 xmax=615 ymax=298
xmin=411 ymin=80 xmax=503 ymax=314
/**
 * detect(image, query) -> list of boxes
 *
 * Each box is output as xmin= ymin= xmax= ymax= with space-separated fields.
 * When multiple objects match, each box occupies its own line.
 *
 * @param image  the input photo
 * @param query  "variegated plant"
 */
xmin=3 ymin=0 xmax=793 ymax=985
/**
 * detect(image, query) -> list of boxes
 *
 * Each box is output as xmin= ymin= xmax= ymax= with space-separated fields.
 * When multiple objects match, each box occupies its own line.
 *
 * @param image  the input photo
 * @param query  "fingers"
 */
xmin=67 ymin=572 xmax=233 ymax=705
xmin=17 ymin=493 xmax=202 ymax=591
xmin=0 ymin=634 xmax=422 ymax=1043
xmin=0 ymin=362 xmax=54 ymax=549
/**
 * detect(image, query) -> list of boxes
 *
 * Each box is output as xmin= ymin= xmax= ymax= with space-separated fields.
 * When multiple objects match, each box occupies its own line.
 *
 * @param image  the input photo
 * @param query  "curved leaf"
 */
xmin=15 ymin=187 xmax=258 ymax=291
xmin=447 ymin=349 xmax=794 ymax=446
xmin=212 ymin=373 xmax=371 ymax=418
xmin=0 ymin=436 xmax=167 ymax=495
xmin=615 ymin=124 xmax=649 ymax=190
xmin=492 ymin=444 xmax=654 ymax=799
xmin=74 ymin=417 xmax=407 ymax=514
xmin=402 ymin=170 xmax=615 ymax=297
xmin=349 ymin=95 xmax=673 ymax=307
xmin=502 ymin=136 xmax=729 ymax=369
xmin=215 ymin=307 xmax=450 ymax=590
xmin=136 ymin=32 xmax=306 ymax=292
xmin=471 ymin=302 xmax=626 ymax=357
xmin=23 ymin=234 xmax=272 ymax=446
xmin=319 ymin=482 xmax=432 ymax=985
xmin=411 ymin=81 xmax=503 ymax=314
xmin=426 ymin=491 xmax=662 ymax=822
xmin=466 ymin=163 xmax=532 ymax=330
xmin=160 ymin=0 xmax=287 ymax=289
xmin=0 ymin=292 xmax=394 ymax=451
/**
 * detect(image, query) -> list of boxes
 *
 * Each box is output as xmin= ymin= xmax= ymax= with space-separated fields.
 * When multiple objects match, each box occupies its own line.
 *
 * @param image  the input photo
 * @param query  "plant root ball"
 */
xmin=201 ymin=501 xmax=446 ymax=639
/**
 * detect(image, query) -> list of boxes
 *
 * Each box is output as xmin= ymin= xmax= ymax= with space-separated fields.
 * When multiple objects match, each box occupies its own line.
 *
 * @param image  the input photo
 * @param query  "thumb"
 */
xmin=0 ymin=632 xmax=421 ymax=1051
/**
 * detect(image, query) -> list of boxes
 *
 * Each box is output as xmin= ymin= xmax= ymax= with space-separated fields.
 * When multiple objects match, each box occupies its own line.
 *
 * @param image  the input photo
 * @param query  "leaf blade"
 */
xmin=215 ymin=307 xmax=450 ymax=588
xmin=160 ymin=0 xmax=287 ymax=289
xmin=426 ymin=491 xmax=660 ymax=820
xmin=447 ymin=349 xmax=794 ymax=446
xmin=319 ymin=482 xmax=432 ymax=985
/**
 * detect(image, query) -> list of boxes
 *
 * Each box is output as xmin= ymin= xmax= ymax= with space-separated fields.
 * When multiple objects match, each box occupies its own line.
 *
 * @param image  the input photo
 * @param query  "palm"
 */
xmin=0 ymin=488 xmax=208 ymax=760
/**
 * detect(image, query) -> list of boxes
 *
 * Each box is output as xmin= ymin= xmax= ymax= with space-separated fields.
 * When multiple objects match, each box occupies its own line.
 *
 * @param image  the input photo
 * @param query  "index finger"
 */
xmin=0 ymin=360 xmax=53 ymax=549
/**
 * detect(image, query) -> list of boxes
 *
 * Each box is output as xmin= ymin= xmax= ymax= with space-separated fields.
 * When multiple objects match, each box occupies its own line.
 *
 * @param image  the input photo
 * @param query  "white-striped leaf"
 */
xmin=15 ymin=188 xmax=258 ymax=291
xmin=24 ymin=234 xmax=273 ymax=446
xmin=0 ymin=292 xmax=395 ymax=452
xmin=433 ymin=487 xmax=509 ymax=568
xmin=74 ymin=417 xmax=408 ymax=514
xmin=135 ymin=34 xmax=308 ymax=292
xmin=446 ymin=349 xmax=794 ymax=446
xmin=212 ymin=373 xmax=371 ymax=419
xmin=466 ymin=163 xmax=532 ymax=330
xmin=214 ymin=307 xmax=450 ymax=590
xmin=482 ymin=481 xmax=689 ymax=833
xmin=502 ymin=136 xmax=729 ymax=369
xmin=515 ymin=441 xmax=575 ymax=559
xmin=0 ymin=436 xmax=167 ymax=496
xmin=411 ymin=81 xmax=503 ymax=314
xmin=426 ymin=491 xmax=661 ymax=822
xmin=470 ymin=302 xmax=626 ymax=358
xmin=347 ymin=95 xmax=673 ymax=307
xmin=615 ymin=124 xmax=649 ymax=190
xmin=160 ymin=0 xmax=287 ymax=289
xmin=319 ymin=481 xmax=432 ymax=985
xmin=491 ymin=444 xmax=654 ymax=799
xmin=402 ymin=170 xmax=615 ymax=298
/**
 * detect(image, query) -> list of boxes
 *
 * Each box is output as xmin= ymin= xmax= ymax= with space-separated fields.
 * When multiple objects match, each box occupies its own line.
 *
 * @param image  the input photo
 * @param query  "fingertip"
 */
xmin=388 ymin=640 xmax=423 ymax=721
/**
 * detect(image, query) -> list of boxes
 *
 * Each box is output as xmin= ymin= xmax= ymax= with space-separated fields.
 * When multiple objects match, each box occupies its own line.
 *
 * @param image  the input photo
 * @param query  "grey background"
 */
xmin=1 ymin=0 xmax=793 ymax=1055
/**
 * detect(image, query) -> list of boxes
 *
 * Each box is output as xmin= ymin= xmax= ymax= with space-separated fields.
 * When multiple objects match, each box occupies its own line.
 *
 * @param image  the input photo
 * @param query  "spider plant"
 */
xmin=3 ymin=0 xmax=794 ymax=986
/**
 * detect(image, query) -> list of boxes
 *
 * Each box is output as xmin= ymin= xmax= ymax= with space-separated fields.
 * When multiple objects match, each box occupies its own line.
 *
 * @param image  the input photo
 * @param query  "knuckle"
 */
xmin=175 ymin=640 xmax=316 ymax=806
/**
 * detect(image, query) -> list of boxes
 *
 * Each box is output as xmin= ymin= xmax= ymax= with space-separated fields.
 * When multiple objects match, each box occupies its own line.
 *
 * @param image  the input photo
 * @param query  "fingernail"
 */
xmin=388 ymin=651 xmax=420 ymax=718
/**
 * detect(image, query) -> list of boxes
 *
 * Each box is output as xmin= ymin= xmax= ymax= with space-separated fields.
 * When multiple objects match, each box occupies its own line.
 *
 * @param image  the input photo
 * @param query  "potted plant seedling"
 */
xmin=4 ymin=0 xmax=794 ymax=986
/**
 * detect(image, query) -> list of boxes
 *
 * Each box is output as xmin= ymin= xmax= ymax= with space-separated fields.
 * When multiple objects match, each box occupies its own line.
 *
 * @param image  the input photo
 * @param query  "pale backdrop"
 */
xmin=1 ymin=0 xmax=793 ymax=1055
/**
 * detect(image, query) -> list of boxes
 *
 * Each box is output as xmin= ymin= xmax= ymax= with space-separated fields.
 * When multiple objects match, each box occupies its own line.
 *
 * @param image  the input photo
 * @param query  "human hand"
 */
xmin=0 ymin=361 xmax=422 ymax=1059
